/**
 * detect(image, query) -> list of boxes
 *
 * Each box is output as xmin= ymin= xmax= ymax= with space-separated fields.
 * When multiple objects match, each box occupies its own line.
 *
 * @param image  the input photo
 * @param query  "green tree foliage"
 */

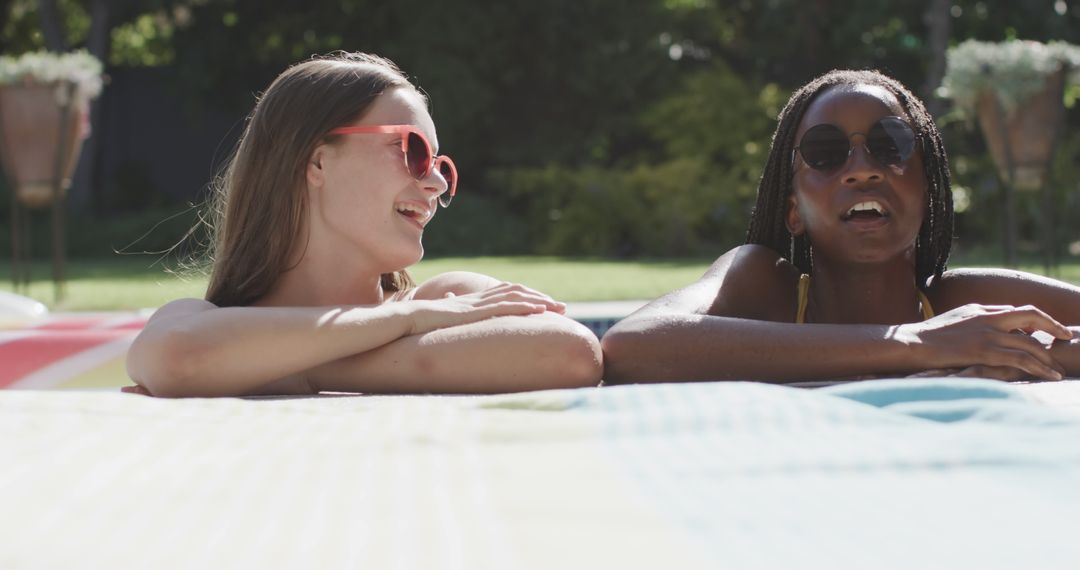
xmin=3 ymin=0 xmax=1079 ymax=258
xmin=154 ymin=0 xmax=689 ymax=254
xmin=659 ymin=0 xmax=930 ymax=92
xmin=158 ymin=0 xmax=678 ymax=174
xmin=506 ymin=61 xmax=786 ymax=256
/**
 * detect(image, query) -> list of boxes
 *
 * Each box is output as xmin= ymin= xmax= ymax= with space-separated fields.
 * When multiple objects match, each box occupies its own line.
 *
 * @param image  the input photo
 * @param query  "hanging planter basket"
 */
xmin=0 ymin=50 xmax=102 ymax=209
xmin=973 ymin=68 xmax=1066 ymax=191
xmin=940 ymin=39 xmax=1080 ymax=191
xmin=0 ymin=81 xmax=88 ymax=208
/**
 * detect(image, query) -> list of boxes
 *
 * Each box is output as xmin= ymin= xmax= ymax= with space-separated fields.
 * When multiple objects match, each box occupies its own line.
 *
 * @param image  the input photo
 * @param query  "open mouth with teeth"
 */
xmin=395 ymin=203 xmax=431 ymax=227
xmin=840 ymin=200 xmax=888 ymax=222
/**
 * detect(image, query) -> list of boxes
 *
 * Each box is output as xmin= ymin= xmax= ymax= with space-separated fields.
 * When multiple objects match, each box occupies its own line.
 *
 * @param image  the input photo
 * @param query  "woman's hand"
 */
xmin=403 ymin=282 xmax=566 ymax=336
xmin=898 ymin=304 xmax=1072 ymax=381
xmin=905 ymin=366 xmax=1033 ymax=382
xmin=120 ymin=384 xmax=153 ymax=395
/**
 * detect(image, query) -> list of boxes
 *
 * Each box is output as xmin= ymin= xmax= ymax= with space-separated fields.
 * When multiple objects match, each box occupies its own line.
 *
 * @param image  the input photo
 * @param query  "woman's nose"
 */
xmin=421 ymin=165 xmax=449 ymax=197
xmin=841 ymin=138 xmax=884 ymax=185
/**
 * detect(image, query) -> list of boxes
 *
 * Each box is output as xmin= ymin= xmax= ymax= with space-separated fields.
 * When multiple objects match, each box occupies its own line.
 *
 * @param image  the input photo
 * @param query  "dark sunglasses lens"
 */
xmin=405 ymin=132 xmax=431 ymax=179
xmin=799 ymin=124 xmax=849 ymax=170
xmin=437 ymin=161 xmax=456 ymax=207
xmin=868 ymin=118 xmax=915 ymax=166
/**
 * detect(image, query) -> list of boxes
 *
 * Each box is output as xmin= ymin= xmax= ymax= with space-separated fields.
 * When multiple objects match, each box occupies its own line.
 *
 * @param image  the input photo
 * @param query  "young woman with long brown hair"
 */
xmin=126 ymin=52 xmax=602 ymax=397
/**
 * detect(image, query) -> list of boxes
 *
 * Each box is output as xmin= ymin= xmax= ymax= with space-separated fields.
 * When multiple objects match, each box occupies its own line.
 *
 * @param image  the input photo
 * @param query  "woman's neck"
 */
xmin=805 ymin=259 xmax=923 ymax=325
xmin=254 ymin=246 xmax=386 ymax=307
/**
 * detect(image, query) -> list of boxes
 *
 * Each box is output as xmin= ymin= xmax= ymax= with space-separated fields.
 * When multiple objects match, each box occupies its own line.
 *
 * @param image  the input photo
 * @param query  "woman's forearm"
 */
xmin=129 ymin=304 xmax=412 ymax=397
xmin=601 ymin=314 xmax=916 ymax=384
xmin=307 ymin=313 xmax=603 ymax=393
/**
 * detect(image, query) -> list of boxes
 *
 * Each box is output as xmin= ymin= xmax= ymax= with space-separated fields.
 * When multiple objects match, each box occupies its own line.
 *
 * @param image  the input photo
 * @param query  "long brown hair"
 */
xmin=204 ymin=52 xmax=418 ymax=307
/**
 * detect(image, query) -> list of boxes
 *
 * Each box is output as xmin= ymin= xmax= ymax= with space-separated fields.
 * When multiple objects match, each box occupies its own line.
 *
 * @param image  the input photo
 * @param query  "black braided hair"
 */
xmin=745 ymin=69 xmax=953 ymax=289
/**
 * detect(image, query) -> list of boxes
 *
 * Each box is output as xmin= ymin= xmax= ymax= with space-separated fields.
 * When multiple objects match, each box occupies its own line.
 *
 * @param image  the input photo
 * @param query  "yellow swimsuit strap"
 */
xmin=796 ymin=274 xmax=811 ymax=324
xmin=795 ymin=274 xmax=935 ymax=324
xmin=916 ymin=289 xmax=935 ymax=320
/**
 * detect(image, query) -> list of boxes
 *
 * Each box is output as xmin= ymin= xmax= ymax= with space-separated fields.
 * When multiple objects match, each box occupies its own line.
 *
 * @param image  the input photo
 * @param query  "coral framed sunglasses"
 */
xmin=328 ymin=124 xmax=457 ymax=207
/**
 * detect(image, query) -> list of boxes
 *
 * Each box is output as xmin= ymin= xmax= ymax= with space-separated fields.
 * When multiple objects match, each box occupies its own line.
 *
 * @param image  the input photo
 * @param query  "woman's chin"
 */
xmin=409 ymin=244 xmax=425 ymax=266
xmin=383 ymin=245 xmax=424 ymax=272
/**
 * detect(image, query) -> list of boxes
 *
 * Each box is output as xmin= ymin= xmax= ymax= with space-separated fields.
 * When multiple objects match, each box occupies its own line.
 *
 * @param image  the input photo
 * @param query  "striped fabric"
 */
xmin=2 ymin=379 xmax=1079 ymax=569
xmin=0 ymin=313 xmax=148 ymax=390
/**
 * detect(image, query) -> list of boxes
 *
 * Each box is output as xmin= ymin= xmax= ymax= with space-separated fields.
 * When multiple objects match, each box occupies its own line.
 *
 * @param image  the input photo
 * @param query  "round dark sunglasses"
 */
xmin=793 ymin=117 xmax=917 ymax=173
xmin=328 ymin=124 xmax=458 ymax=207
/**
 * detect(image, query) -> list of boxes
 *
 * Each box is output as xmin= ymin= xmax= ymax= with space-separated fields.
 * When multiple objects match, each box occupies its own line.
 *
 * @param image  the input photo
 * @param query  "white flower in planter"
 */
xmin=0 ymin=50 xmax=104 ymax=107
xmin=938 ymin=39 xmax=1080 ymax=191
xmin=0 ymin=50 xmax=105 ymax=208
xmin=939 ymin=39 xmax=1080 ymax=119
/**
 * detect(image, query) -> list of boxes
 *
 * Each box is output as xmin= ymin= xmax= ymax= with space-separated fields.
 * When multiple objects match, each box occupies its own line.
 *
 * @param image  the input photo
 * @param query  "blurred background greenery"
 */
xmin=2 ymin=0 xmax=1080 ymax=305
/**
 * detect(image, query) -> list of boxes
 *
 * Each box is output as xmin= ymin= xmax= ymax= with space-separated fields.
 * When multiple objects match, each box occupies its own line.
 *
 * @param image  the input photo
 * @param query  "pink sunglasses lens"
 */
xmin=404 ymin=130 xmax=456 ymax=206
xmin=438 ymin=161 xmax=456 ymax=207
xmin=405 ymin=132 xmax=431 ymax=179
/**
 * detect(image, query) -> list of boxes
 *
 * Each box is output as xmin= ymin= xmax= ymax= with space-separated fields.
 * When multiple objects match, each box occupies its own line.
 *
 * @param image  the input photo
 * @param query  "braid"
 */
xmin=746 ymin=85 xmax=810 ymax=269
xmin=915 ymin=113 xmax=954 ymax=287
xmin=746 ymin=69 xmax=954 ymax=288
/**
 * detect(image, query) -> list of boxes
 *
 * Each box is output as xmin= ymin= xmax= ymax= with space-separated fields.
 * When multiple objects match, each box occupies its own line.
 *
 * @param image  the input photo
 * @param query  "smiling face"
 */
xmin=306 ymin=87 xmax=450 ymax=274
xmin=786 ymin=84 xmax=928 ymax=267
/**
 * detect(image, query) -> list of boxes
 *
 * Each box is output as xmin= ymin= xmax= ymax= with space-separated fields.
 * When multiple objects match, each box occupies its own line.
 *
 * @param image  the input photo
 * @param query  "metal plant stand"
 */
xmin=2 ymin=80 xmax=77 ymax=303
xmin=977 ymin=69 xmax=1064 ymax=275
xmin=988 ymin=93 xmax=1018 ymax=269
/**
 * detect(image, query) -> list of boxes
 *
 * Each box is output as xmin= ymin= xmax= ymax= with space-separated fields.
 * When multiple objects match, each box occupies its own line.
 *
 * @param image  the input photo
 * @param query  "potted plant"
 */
xmin=0 ymin=50 xmax=104 ymax=208
xmin=939 ymin=39 xmax=1080 ymax=191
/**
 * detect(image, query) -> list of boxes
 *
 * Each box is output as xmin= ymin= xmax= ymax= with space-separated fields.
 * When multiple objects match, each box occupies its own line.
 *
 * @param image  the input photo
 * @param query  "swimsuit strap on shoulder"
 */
xmin=796 ymin=274 xmax=811 ymax=324
xmin=917 ymin=289 xmax=935 ymax=320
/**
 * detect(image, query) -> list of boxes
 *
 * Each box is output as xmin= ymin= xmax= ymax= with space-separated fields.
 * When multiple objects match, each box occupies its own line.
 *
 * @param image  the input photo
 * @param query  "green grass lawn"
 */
xmin=2 ymin=253 xmax=1079 ymax=311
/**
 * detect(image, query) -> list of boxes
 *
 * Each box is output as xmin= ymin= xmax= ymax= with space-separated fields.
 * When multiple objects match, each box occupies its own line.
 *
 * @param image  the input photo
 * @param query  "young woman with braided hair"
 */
xmin=603 ymin=69 xmax=1080 ymax=384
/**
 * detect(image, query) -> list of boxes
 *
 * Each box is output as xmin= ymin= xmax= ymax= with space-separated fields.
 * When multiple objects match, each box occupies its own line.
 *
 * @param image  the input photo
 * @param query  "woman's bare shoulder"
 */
xmin=146 ymin=298 xmax=218 ymax=324
xmin=407 ymin=271 xmax=501 ymax=301
xmin=928 ymin=267 xmax=1080 ymax=319
xmin=624 ymin=244 xmax=797 ymax=323
xmin=700 ymin=244 xmax=800 ymax=320
xmin=706 ymin=244 xmax=798 ymax=276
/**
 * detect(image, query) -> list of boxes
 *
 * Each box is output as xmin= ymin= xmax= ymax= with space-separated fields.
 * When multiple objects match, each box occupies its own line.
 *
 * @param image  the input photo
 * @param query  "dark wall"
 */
xmin=74 ymin=66 xmax=244 ymax=212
